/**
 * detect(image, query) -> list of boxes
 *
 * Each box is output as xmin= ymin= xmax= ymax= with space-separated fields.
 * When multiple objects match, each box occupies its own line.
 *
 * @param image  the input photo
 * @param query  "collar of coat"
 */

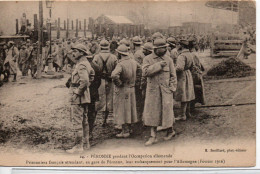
xmin=100 ymin=49 xmax=110 ymax=53
xmin=180 ymin=49 xmax=190 ymax=54
xmin=77 ymin=56 xmax=87 ymax=64
xmin=150 ymin=52 xmax=167 ymax=60
xmin=118 ymin=56 xmax=130 ymax=63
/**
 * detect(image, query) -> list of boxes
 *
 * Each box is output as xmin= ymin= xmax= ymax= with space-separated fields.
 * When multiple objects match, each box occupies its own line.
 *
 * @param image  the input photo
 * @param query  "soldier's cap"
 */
xmin=116 ymin=44 xmax=129 ymax=56
xmin=86 ymin=55 xmax=94 ymax=59
xmin=133 ymin=36 xmax=142 ymax=45
xmin=78 ymin=38 xmax=84 ymax=42
xmin=100 ymin=39 xmax=110 ymax=49
xmin=119 ymin=38 xmax=130 ymax=47
xmin=167 ymin=37 xmax=176 ymax=46
xmin=179 ymin=39 xmax=189 ymax=46
xmin=33 ymin=43 xmax=37 ymax=46
xmin=21 ymin=42 xmax=26 ymax=46
xmin=142 ymin=42 xmax=153 ymax=52
xmin=152 ymin=32 xmax=164 ymax=40
xmin=71 ymin=44 xmax=89 ymax=55
xmin=8 ymin=41 xmax=14 ymax=45
xmin=153 ymin=38 xmax=168 ymax=49
xmin=26 ymin=39 xmax=30 ymax=42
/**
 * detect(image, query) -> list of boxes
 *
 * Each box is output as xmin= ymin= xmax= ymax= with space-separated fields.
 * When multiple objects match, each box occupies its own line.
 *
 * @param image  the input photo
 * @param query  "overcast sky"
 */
xmin=0 ymin=1 xmax=238 ymax=35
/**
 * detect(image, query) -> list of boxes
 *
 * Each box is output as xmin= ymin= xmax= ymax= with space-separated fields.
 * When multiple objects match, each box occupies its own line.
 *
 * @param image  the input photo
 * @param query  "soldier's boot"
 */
xmin=12 ymin=74 xmax=17 ymax=82
xmin=116 ymin=124 xmax=130 ymax=138
xmin=190 ymin=101 xmax=196 ymax=113
xmin=175 ymin=102 xmax=187 ymax=121
xmin=3 ymin=71 xmax=9 ymax=82
xmin=145 ymin=127 xmax=158 ymax=146
xmin=82 ymin=124 xmax=90 ymax=150
xmin=88 ymin=110 xmax=97 ymax=140
xmin=164 ymin=127 xmax=176 ymax=141
xmin=186 ymin=102 xmax=192 ymax=118
xmin=102 ymin=111 xmax=109 ymax=127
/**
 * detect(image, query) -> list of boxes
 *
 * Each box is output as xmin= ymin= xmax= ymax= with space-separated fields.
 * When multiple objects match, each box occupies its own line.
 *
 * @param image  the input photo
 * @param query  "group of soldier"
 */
xmin=0 ymin=40 xmax=39 ymax=84
xmin=0 ymin=32 xmax=206 ymax=153
xmin=61 ymin=31 xmax=206 ymax=153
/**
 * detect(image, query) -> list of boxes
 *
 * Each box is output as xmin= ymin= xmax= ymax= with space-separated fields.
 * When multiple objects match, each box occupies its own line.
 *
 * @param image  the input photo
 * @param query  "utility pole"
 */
xmin=16 ymin=19 xmax=19 ymax=34
xmin=84 ymin=19 xmax=86 ymax=37
xmin=76 ymin=19 xmax=78 ymax=37
xmin=36 ymin=1 xmax=43 ymax=78
xmin=57 ymin=18 xmax=60 ymax=39
xmin=66 ymin=18 xmax=69 ymax=38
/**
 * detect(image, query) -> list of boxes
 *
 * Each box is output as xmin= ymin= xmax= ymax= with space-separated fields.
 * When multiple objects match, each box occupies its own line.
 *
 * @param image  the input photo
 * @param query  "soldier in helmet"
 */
xmin=142 ymin=38 xmax=177 ymax=146
xmin=28 ymin=43 xmax=38 ymax=78
xmin=0 ymin=42 xmax=6 ymax=85
xmin=86 ymin=54 xmax=101 ymax=139
xmin=18 ymin=42 xmax=30 ymax=76
xmin=141 ymin=42 xmax=153 ymax=96
xmin=119 ymin=38 xmax=134 ymax=59
xmin=42 ymin=41 xmax=50 ymax=72
xmin=20 ymin=13 xmax=27 ymax=34
xmin=66 ymin=44 xmax=95 ymax=153
xmin=174 ymin=39 xmax=195 ymax=121
xmin=169 ymin=38 xmax=180 ymax=65
xmin=111 ymin=44 xmax=139 ymax=138
xmin=3 ymin=41 xmax=19 ymax=82
xmin=92 ymin=39 xmax=117 ymax=127
xmin=132 ymin=36 xmax=145 ymax=130
xmin=110 ymin=37 xmax=118 ymax=55
xmin=151 ymin=32 xmax=164 ymax=43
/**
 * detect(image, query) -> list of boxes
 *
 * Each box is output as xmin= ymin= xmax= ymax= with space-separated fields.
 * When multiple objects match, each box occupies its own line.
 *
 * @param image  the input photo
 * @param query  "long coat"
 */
xmin=18 ymin=48 xmax=29 ymax=69
xmin=69 ymin=56 xmax=95 ymax=105
xmin=191 ymin=52 xmax=206 ymax=105
xmin=93 ymin=50 xmax=117 ymax=112
xmin=52 ymin=45 xmax=64 ymax=67
xmin=111 ymin=56 xmax=139 ymax=125
xmin=134 ymin=48 xmax=145 ymax=120
xmin=4 ymin=46 xmax=19 ymax=74
xmin=174 ymin=49 xmax=195 ymax=102
xmin=142 ymin=53 xmax=177 ymax=128
xmin=170 ymin=48 xmax=179 ymax=64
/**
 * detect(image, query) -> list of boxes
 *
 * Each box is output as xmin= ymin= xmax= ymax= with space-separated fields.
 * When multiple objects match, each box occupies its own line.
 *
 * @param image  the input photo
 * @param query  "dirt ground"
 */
xmin=0 ymin=50 xmax=256 ymax=154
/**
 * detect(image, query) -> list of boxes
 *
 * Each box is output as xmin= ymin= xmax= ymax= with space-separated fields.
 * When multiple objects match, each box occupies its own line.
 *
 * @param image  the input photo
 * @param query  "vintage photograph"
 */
xmin=0 ymin=0 xmax=256 ymax=167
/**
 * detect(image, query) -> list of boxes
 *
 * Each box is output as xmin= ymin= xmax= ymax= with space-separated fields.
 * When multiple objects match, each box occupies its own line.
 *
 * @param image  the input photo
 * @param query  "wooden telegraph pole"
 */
xmin=66 ymin=18 xmax=69 ymax=38
xmin=36 ymin=1 xmax=43 ymax=78
xmin=57 ymin=18 xmax=60 ymax=39
xmin=76 ymin=19 xmax=78 ymax=37
xmin=84 ymin=19 xmax=86 ymax=37
xmin=16 ymin=19 xmax=19 ymax=34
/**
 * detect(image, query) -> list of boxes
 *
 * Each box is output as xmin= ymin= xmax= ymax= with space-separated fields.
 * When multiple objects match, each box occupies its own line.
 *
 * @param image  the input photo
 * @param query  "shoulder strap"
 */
xmin=99 ymin=53 xmax=111 ymax=73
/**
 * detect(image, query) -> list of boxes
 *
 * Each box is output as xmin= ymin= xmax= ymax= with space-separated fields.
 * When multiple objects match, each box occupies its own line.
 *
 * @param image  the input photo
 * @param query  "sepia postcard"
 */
xmin=0 ymin=0 xmax=256 ymax=167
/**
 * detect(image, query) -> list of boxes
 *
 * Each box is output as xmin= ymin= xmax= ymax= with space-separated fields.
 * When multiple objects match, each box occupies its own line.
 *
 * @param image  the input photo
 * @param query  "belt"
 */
xmin=71 ymin=83 xmax=80 ymax=87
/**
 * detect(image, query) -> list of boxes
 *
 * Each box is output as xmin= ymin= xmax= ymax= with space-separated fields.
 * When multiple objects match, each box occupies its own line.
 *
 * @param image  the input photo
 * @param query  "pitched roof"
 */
xmin=105 ymin=15 xmax=133 ymax=24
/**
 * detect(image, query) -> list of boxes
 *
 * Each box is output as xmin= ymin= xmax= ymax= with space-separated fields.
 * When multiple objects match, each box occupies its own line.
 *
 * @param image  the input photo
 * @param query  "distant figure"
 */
xmin=20 ymin=13 xmax=27 ymax=34
xmin=4 ymin=41 xmax=19 ymax=82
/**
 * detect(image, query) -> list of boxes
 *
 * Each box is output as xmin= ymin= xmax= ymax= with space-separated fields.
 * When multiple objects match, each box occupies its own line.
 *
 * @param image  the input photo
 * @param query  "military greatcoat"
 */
xmin=142 ymin=52 xmax=177 ymax=128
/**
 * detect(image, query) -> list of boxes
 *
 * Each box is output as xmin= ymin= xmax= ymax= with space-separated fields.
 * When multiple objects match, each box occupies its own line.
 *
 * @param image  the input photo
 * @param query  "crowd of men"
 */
xmin=44 ymin=32 xmax=205 ymax=153
xmin=0 ymin=29 xmax=253 ymax=153
xmin=0 ymin=32 xmax=208 ymax=153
